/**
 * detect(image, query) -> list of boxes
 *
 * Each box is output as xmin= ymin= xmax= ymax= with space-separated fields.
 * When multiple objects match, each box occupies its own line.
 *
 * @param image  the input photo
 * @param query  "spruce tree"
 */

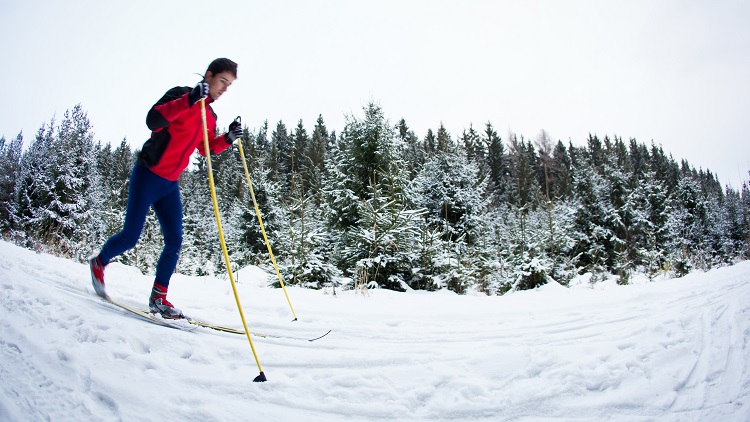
xmin=0 ymin=132 xmax=24 ymax=237
xmin=551 ymin=141 xmax=572 ymax=200
xmin=46 ymin=104 xmax=102 ymax=259
xmin=412 ymin=141 xmax=491 ymax=292
xmin=397 ymin=118 xmax=422 ymax=181
xmin=16 ymin=121 xmax=55 ymax=251
xmin=267 ymin=120 xmax=290 ymax=185
xmin=436 ymin=124 xmax=452 ymax=154
xmin=304 ymin=115 xmax=329 ymax=203
xmin=570 ymin=163 xmax=613 ymax=277
xmin=667 ymin=176 xmax=705 ymax=274
xmin=742 ymin=182 xmax=750 ymax=259
xmin=325 ymin=102 xmax=416 ymax=291
xmin=484 ymin=122 xmax=508 ymax=204
xmin=253 ymin=120 xmax=270 ymax=164
xmin=179 ymin=157 xmax=219 ymax=275
xmin=276 ymin=165 xmax=338 ymax=288
xmin=423 ymin=128 xmax=436 ymax=157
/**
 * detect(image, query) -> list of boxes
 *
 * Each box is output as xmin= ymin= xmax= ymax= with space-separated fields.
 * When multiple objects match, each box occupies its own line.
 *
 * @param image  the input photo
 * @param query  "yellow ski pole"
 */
xmin=233 ymin=116 xmax=298 ymax=321
xmin=200 ymin=100 xmax=266 ymax=382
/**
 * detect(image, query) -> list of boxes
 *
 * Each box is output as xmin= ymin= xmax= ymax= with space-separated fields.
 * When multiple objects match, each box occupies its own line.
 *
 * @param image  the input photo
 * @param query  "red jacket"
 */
xmin=138 ymin=86 xmax=231 ymax=181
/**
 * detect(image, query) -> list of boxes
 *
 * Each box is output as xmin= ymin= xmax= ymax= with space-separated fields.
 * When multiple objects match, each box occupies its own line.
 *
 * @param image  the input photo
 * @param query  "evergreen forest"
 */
xmin=1 ymin=103 xmax=749 ymax=294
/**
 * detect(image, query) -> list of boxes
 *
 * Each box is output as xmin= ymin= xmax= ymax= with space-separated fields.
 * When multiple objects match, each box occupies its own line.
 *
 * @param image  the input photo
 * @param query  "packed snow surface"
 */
xmin=1 ymin=240 xmax=749 ymax=421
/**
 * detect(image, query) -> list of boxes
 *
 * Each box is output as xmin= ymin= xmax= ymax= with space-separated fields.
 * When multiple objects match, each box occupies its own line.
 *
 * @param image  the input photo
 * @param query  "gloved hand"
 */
xmin=188 ymin=81 xmax=209 ymax=106
xmin=226 ymin=118 xmax=242 ymax=144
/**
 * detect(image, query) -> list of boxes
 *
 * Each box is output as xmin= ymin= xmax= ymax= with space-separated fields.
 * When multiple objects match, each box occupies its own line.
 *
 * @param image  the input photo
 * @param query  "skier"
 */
xmin=89 ymin=58 xmax=243 ymax=319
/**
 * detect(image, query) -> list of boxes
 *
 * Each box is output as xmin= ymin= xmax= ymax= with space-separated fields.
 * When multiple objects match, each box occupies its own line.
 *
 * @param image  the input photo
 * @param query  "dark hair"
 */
xmin=207 ymin=58 xmax=238 ymax=78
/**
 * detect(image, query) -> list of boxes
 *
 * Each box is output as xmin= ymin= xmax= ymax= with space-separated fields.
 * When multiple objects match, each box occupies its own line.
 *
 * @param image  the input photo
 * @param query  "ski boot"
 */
xmin=89 ymin=256 xmax=108 ymax=298
xmin=148 ymin=284 xmax=183 ymax=319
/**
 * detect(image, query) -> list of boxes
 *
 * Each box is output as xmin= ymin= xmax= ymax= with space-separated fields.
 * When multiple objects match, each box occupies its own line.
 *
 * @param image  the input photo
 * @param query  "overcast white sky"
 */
xmin=1 ymin=0 xmax=748 ymax=188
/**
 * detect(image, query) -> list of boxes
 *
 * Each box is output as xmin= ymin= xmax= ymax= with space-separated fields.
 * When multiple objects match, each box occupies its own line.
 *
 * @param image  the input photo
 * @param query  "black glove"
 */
xmin=227 ymin=118 xmax=242 ymax=144
xmin=188 ymin=81 xmax=209 ymax=106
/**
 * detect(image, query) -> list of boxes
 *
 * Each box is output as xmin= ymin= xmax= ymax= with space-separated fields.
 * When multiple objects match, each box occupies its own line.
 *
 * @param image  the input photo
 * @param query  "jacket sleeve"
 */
xmin=197 ymin=105 xmax=232 ymax=156
xmin=197 ymin=133 xmax=232 ymax=156
xmin=213 ymin=133 xmax=232 ymax=153
xmin=146 ymin=86 xmax=191 ymax=131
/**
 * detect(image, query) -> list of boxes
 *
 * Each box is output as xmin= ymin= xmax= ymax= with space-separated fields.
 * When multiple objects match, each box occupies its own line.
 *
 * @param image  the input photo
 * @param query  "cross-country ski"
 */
xmin=100 ymin=292 xmax=331 ymax=341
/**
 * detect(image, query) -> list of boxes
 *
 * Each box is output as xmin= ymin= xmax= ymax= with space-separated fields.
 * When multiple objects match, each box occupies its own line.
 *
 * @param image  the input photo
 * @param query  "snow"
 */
xmin=1 ymin=240 xmax=749 ymax=421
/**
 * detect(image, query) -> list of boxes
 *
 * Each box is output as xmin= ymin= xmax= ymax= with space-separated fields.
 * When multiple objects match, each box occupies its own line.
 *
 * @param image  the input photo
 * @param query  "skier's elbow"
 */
xmin=146 ymin=109 xmax=169 ymax=131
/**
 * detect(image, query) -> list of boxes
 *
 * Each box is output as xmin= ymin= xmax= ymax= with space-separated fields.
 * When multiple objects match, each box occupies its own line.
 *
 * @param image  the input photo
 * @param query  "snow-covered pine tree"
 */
xmin=666 ymin=176 xmax=705 ymax=274
xmin=704 ymin=171 xmax=731 ymax=262
xmin=268 ymin=120 xmax=292 ymax=188
xmin=551 ymin=140 xmax=573 ymax=200
xmin=397 ymin=118 xmax=423 ymax=181
xmin=742 ymin=181 xmax=750 ymax=259
xmin=288 ymin=119 xmax=341 ymax=289
xmin=461 ymin=206 xmax=502 ymax=295
xmin=423 ymin=128 xmax=436 ymax=157
xmin=435 ymin=124 xmax=452 ymax=154
xmin=569 ymin=161 xmax=612 ymax=280
xmin=15 ymin=121 xmax=55 ymax=251
xmin=641 ymin=171 xmax=671 ymax=278
xmin=460 ymin=125 xmax=484 ymax=164
xmin=327 ymin=103 xmax=420 ymax=291
xmin=237 ymin=155 xmax=286 ymax=278
xmin=96 ymin=138 xmax=135 ymax=247
xmin=208 ymin=142 xmax=245 ymax=275
xmin=250 ymin=120 xmax=270 ymax=163
xmin=343 ymin=169 xmax=425 ymax=291
xmin=59 ymin=105 xmax=103 ymax=259
xmin=407 ymin=224 xmax=445 ymax=291
xmin=0 ymin=132 xmax=24 ymax=238
xmin=601 ymin=143 xmax=633 ymax=283
xmin=318 ymin=129 xmax=359 ymax=288
xmin=649 ymin=142 xmax=680 ymax=193
xmin=177 ymin=158 xmax=216 ymax=276
xmin=291 ymin=120 xmax=309 ymax=185
xmin=412 ymin=133 xmax=491 ymax=293
xmin=324 ymin=104 xmax=389 ymax=235
xmin=622 ymin=138 xmax=675 ymax=278
xmin=274 ymin=123 xmax=339 ymax=289
xmin=277 ymin=177 xmax=339 ymax=289
xmin=303 ymin=115 xmax=329 ymax=204
xmin=530 ymin=130 xmax=582 ymax=285
xmin=484 ymin=122 xmax=509 ymax=204
xmin=719 ymin=186 xmax=747 ymax=262
xmin=503 ymin=132 xmax=550 ymax=290
xmin=535 ymin=130 xmax=557 ymax=258
xmin=16 ymin=106 xmax=101 ymax=260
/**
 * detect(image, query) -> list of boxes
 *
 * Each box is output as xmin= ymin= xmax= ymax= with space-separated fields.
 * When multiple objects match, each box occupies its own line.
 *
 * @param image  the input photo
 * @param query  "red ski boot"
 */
xmin=89 ymin=256 xmax=108 ymax=298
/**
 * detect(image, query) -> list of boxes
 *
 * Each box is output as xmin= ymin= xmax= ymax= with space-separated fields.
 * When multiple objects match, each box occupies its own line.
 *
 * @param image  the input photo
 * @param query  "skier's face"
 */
xmin=205 ymin=71 xmax=236 ymax=100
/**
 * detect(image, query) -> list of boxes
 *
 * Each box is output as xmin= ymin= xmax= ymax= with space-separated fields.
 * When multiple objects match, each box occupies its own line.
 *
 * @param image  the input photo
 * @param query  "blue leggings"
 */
xmin=99 ymin=164 xmax=182 ymax=288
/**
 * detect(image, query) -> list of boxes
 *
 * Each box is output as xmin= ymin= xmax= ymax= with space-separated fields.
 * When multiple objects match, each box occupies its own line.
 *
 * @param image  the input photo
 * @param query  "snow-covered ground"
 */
xmin=1 ymin=240 xmax=748 ymax=421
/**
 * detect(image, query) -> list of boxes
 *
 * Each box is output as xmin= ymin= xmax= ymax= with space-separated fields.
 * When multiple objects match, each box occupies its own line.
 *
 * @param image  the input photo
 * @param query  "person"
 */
xmin=89 ymin=58 xmax=243 ymax=319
